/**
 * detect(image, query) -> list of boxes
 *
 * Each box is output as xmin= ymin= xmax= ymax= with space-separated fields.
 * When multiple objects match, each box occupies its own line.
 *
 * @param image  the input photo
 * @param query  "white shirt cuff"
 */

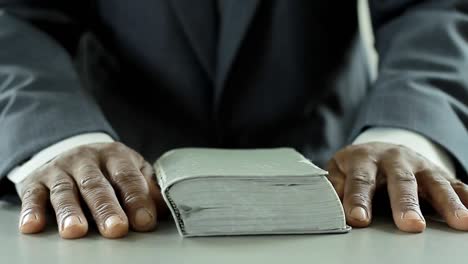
xmin=353 ymin=127 xmax=456 ymax=177
xmin=7 ymin=133 xmax=115 ymax=186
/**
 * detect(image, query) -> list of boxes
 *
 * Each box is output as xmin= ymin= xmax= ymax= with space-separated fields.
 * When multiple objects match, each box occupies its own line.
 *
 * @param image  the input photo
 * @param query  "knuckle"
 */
xmin=110 ymin=142 xmax=126 ymax=149
xmin=386 ymin=147 xmax=405 ymax=158
xmin=21 ymin=184 xmax=46 ymax=201
xmin=75 ymin=145 xmax=96 ymax=155
xmin=70 ymin=146 xmax=97 ymax=158
xmin=141 ymin=162 xmax=154 ymax=174
xmin=424 ymin=173 xmax=450 ymax=187
xmin=55 ymin=203 xmax=79 ymax=220
xmin=21 ymin=207 xmax=37 ymax=216
xmin=398 ymin=193 xmax=419 ymax=210
xmin=348 ymin=192 xmax=371 ymax=206
xmin=21 ymin=187 xmax=46 ymax=214
xmin=27 ymin=164 xmax=61 ymax=183
xmin=35 ymin=162 xmax=60 ymax=176
xmin=114 ymin=175 xmax=144 ymax=190
xmin=46 ymin=163 xmax=62 ymax=174
xmin=50 ymin=178 xmax=75 ymax=197
xmin=351 ymin=147 xmax=372 ymax=157
xmin=451 ymin=180 xmax=468 ymax=192
xmin=437 ymin=178 xmax=452 ymax=187
xmin=110 ymin=167 xmax=148 ymax=205
xmin=123 ymin=191 xmax=147 ymax=206
xmin=115 ymin=176 xmax=147 ymax=201
xmin=77 ymin=163 xmax=101 ymax=176
xmin=59 ymin=147 xmax=98 ymax=166
xmin=394 ymin=170 xmax=416 ymax=183
xmin=432 ymin=190 xmax=462 ymax=207
xmin=79 ymin=184 xmax=115 ymax=210
xmin=334 ymin=145 xmax=367 ymax=161
xmin=349 ymin=169 xmax=375 ymax=186
xmin=93 ymin=201 xmax=119 ymax=217
xmin=104 ymin=142 xmax=128 ymax=153
xmin=113 ymin=167 xmax=141 ymax=182
xmin=78 ymin=175 xmax=108 ymax=191
xmin=447 ymin=195 xmax=460 ymax=205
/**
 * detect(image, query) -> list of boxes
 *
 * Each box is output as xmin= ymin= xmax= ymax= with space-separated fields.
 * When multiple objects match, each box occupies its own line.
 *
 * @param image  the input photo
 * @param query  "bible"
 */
xmin=154 ymin=148 xmax=350 ymax=237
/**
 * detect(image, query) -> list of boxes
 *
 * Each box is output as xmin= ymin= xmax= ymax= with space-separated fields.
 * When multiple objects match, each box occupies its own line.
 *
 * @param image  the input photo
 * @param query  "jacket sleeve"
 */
xmin=0 ymin=2 xmax=118 ymax=186
xmin=352 ymin=0 xmax=468 ymax=179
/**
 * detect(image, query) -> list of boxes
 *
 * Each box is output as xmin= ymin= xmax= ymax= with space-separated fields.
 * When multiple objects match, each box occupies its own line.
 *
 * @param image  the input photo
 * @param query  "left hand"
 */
xmin=327 ymin=142 xmax=468 ymax=233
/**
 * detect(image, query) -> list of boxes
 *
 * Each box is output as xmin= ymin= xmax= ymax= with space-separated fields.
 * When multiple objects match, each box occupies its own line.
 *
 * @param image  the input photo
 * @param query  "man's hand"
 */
xmin=328 ymin=142 xmax=468 ymax=233
xmin=18 ymin=142 xmax=167 ymax=239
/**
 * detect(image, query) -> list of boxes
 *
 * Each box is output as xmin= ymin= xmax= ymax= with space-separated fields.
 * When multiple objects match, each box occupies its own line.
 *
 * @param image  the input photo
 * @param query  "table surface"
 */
xmin=1 ymin=201 xmax=466 ymax=264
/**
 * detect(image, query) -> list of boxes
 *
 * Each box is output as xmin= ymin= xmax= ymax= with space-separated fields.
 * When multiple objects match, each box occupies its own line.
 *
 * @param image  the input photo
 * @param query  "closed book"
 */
xmin=155 ymin=148 xmax=350 ymax=237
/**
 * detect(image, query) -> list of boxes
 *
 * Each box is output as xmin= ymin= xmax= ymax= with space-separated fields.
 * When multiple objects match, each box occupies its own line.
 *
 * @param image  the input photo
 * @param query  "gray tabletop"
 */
xmin=0 ymin=201 xmax=466 ymax=264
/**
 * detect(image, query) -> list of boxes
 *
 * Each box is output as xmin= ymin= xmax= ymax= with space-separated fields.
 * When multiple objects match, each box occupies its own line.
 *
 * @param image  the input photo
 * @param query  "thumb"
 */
xmin=327 ymin=159 xmax=345 ymax=201
xmin=141 ymin=162 xmax=169 ymax=219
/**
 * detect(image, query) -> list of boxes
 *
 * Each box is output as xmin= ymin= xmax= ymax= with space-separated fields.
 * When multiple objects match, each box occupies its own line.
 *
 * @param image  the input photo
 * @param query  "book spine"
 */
xmin=154 ymin=161 xmax=187 ymax=236
xmin=163 ymin=186 xmax=187 ymax=235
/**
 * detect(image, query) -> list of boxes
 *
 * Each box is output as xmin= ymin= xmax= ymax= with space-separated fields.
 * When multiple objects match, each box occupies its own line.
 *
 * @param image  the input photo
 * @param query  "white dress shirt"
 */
xmin=7 ymin=133 xmax=114 ymax=194
xmin=353 ymin=127 xmax=455 ymax=177
xmin=7 ymin=128 xmax=455 ymax=194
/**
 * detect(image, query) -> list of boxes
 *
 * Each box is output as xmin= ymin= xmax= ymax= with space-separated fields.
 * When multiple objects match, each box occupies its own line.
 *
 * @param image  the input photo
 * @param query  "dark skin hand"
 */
xmin=18 ymin=141 xmax=468 ymax=238
xmin=18 ymin=142 xmax=168 ymax=239
xmin=328 ymin=142 xmax=468 ymax=232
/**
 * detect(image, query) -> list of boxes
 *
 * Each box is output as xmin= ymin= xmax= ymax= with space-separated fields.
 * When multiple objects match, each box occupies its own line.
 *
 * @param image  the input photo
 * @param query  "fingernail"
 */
xmin=21 ymin=213 xmax=37 ymax=226
xmin=402 ymin=210 xmax=423 ymax=221
xmin=455 ymin=209 xmax=468 ymax=219
xmin=63 ymin=216 xmax=81 ymax=230
xmin=104 ymin=215 xmax=124 ymax=230
xmin=350 ymin=207 xmax=367 ymax=221
xmin=134 ymin=208 xmax=153 ymax=226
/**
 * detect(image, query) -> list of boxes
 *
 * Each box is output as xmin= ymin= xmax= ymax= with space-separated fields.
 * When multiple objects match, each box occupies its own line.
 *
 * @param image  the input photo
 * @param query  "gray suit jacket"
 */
xmin=0 ymin=0 xmax=467 ymax=196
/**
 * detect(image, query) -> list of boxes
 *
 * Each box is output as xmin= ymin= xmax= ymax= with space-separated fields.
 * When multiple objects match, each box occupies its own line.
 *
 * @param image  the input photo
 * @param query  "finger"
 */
xmin=141 ymin=161 xmax=169 ymax=218
xmin=44 ymin=172 xmax=88 ymax=239
xmin=19 ymin=183 xmax=48 ymax=234
xmin=419 ymin=170 xmax=468 ymax=231
xmin=105 ymin=157 xmax=157 ymax=232
xmin=326 ymin=159 xmax=345 ymax=201
xmin=383 ymin=161 xmax=425 ymax=233
xmin=72 ymin=161 xmax=129 ymax=238
xmin=450 ymin=179 xmax=468 ymax=207
xmin=342 ymin=158 xmax=378 ymax=227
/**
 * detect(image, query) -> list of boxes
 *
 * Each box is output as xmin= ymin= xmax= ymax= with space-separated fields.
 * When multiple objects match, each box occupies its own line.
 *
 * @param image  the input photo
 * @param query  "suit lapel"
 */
xmin=170 ymin=0 xmax=261 ymax=115
xmin=214 ymin=0 xmax=261 ymax=109
xmin=170 ymin=0 xmax=217 ymax=81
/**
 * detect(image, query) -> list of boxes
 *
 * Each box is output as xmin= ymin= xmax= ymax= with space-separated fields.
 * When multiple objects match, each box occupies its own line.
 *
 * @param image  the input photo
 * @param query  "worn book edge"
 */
xmin=154 ymin=148 xmax=347 ymax=237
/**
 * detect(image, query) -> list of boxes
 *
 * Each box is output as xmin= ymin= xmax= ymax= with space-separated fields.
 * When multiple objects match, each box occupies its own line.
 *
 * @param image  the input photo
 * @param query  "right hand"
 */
xmin=18 ymin=142 xmax=168 ymax=239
